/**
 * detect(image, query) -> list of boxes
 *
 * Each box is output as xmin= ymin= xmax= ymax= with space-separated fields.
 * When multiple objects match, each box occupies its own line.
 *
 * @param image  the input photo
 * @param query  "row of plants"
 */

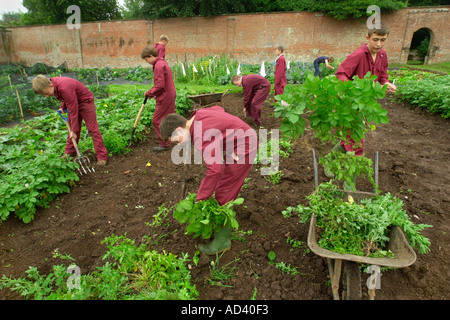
xmin=0 ymin=83 xmax=52 ymax=123
xmin=72 ymin=66 xmax=153 ymax=84
xmin=388 ymin=68 xmax=449 ymax=118
xmin=0 ymin=54 xmax=341 ymax=123
xmin=0 ymin=82 xmax=111 ymax=124
xmin=0 ymin=86 xmax=195 ymax=224
xmin=0 ymin=234 xmax=198 ymax=300
xmin=171 ymin=54 xmax=338 ymax=86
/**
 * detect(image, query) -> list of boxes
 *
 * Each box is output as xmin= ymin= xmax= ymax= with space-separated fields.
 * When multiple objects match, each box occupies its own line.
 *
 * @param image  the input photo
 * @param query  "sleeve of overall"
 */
xmin=377 ymin=56 xmax=390 ymax=85
xmin=242 ymin=80 xmax=252 ymax=109
xmin=335 ymin=52 xmax=360 ymax=81
xmin=59 ymin=83 xmax=80 ymax=130
xmin=145 ymin=64 xmax=165 ymax=98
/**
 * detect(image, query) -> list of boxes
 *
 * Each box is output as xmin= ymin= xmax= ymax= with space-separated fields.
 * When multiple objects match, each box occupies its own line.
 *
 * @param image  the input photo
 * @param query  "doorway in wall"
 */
xmin=408 ymin=28 xmax=432 ymax=65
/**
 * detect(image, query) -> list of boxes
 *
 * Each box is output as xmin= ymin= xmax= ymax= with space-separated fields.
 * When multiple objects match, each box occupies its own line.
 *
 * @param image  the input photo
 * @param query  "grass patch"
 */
xmin=391 ymin=62 xmax=450 ymax=74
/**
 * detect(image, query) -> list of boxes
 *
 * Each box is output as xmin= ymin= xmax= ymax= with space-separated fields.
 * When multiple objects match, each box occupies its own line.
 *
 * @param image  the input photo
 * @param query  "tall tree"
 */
xmin=139 ymin=0 xmax=254 ymax=19
xmin=136 ymin=0 xmax=410 ymax=20
xmin=21 ymin=0 xmax=122 ymax=25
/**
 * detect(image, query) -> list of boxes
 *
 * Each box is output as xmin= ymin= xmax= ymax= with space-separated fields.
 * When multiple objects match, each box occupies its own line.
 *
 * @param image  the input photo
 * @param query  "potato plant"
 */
xmin=0 ymin=86 xmax=196 ymax=224
xmin=174 ymin=193 xmax=243 ymax=239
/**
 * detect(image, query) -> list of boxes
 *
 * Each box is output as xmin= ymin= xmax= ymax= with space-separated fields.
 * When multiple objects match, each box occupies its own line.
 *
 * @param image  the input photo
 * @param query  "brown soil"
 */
xmin=0 ymin=92 xmax=449 ymax=300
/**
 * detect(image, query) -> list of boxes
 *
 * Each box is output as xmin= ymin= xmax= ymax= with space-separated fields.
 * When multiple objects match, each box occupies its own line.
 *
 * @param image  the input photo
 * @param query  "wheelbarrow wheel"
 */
xmin=342 ymin=261 xmax=362 ymax=300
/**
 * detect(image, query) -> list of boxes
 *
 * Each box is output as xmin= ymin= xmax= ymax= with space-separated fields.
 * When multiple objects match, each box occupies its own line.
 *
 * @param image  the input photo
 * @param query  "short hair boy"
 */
xmin=232 ymin=74 xmax=271 ymax=127
xmin=154 ymin=34 xmax=169 ymax=59
xmin=141 ymin=46 xmax=176 ymax=151
xmin=160 ymin=106 xmax=257 ymax=255
xmin=32 ymin=75 xmax=108 ymax=165
xmin=274 ymin=46 xmax=287 ymax=96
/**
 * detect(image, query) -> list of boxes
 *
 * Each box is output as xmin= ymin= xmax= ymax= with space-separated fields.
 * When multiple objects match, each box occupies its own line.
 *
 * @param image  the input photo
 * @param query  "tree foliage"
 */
xmin=1 ymin=0 xmax=447 ymax=26
xmin=125 ymin=0 xmax=408 ymax=20
xmin=21 ymin=0 xmax=121 ymax=25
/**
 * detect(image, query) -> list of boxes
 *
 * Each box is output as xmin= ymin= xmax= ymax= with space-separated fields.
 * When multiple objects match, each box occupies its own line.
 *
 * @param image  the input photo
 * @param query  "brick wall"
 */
xmin=1 ymin=7 xmax=449 ymax=68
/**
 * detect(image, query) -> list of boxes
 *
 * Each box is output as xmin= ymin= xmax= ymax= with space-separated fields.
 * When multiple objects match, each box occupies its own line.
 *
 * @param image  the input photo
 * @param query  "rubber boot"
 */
xmin=344 ymin=173 xmax=358 ymax=192
xmin=198 ymin=227 xmax=231 ymax=255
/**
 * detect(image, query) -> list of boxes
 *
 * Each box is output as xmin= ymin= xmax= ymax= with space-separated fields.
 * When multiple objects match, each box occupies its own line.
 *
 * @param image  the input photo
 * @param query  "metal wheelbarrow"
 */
xmin=308 ymin=149 xmax=417 ymax=300
xmin=58 ymin=110 xmax=95 ymax=175
xmin=187 ymin=89 xmax=229 ymax=106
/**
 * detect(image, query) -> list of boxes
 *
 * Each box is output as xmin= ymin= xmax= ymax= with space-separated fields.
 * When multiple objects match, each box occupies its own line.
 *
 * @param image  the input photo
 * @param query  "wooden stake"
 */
xmin=15 ymin=89 xmax=24 ymax=120
xmin=7 ymin=75 xmax=13 ymax=93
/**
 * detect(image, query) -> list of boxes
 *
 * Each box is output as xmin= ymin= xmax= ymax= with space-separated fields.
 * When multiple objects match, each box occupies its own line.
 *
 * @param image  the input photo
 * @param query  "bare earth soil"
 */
xmin=0 ymin=92 xmax=449 ymax=301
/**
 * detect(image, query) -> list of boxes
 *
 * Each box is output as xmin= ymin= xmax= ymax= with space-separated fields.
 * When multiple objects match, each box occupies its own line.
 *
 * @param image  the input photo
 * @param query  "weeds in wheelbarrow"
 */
xmin=287 ymin=181 xmax=432 ymax=257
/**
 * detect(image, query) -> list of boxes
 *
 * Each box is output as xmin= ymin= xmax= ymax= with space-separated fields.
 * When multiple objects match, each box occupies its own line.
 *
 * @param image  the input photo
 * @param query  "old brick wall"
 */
xmin=1 ymin=7 xmax=448 ymax=68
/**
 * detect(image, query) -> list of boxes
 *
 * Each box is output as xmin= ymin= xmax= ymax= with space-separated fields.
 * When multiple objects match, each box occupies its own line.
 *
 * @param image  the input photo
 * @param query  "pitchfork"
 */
xmin=58 ymin=110 xmax=95 ymax=175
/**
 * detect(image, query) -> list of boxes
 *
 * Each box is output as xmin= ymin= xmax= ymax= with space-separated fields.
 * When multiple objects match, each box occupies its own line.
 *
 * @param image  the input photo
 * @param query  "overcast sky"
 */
xmin=1 ymin=0 xmax=126 ymax=18
xmin=0 ymin=0 xmax=26 ymax=16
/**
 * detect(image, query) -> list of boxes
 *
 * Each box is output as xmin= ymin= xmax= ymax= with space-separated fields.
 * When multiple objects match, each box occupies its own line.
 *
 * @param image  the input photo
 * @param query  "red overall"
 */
xmin=145 ymin=57 xmax=176 ymax=148
xmin=51 ymin=77 xmax=108 ymax=161
xmin=242 ymin=74 xmax=271 ymax=126
xmin=335 ymin=43 xmax=390 ymax=155
xmin=190 ymin=106 xmax=258 ymax=205
xmin=154 ymin=43 xmax=166 ymax=59
xmin=274 ymin=54 xmax=287 ymax=96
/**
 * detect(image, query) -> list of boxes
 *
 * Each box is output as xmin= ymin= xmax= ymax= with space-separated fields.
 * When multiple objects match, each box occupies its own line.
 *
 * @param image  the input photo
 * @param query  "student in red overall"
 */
xmin=32 ymin=75 xmax=108 ymax=166
xmin=141 ymin=46 xmax=176 ymax=151
xmin=274 ymin=46 xmax=287 ymax=96
xmin=154 ymin=35 xmax=169 ymax=59
xmin=159 ymin=107 xmax=258 ymax=254
xmin=334 ymin=21 xmax=396 ymax=156
xmin=232 ymin=74 xmax=271 ymax=126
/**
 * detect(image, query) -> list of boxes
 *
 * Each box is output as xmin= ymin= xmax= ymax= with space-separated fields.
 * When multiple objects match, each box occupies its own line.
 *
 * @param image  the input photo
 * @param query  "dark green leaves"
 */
xmin=274 ymin=73 xmax=388 ymax=144
xmin=174 ymin=193 xmax=242 ymax=239
xmin=294 ymin=182 xmax=432 ymax=257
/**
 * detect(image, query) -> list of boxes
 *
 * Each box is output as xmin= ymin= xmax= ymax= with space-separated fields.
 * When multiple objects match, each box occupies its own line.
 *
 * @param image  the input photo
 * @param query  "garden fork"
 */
xmin=58 ymin=110 xmax=95 ymax=175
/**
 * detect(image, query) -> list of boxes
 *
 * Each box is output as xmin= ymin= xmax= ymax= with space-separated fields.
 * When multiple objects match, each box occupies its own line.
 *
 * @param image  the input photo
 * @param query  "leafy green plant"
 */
xmin=274 ymin=73 xmax=388 ymax=142
xmin=319 ymin=150 xmax=377 ymax=192
xmin=264 ymin=169 xmax=284 ymax=185
xmin=147 ymin=203 xmax=171 ymax=227
xmin=267 ymin=251 xmax=276 ymax=264
xmin=173 ymin=193 xmax=243 ymax=239
xmin=0 ymin=234 xmax=199 ymax=300
xmin=124 ymin=65 xmax=153 ymax=82
xmin=275 ymin=262 xmax=300 ymax=276
xmin=207 ymin=253 xmax=239 ymax=287
xmin=292 ymin=182 xmax=432 ymax=257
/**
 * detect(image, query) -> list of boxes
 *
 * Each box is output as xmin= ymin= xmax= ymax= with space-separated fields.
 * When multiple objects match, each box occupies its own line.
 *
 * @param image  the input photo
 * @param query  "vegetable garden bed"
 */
xmin=0 ymin=87 xmax=448 ymax=300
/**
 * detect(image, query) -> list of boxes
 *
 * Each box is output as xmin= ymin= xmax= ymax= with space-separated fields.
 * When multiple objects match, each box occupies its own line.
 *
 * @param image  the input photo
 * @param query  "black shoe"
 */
xmin=154 ymin=146 xmax=169 ymax=152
